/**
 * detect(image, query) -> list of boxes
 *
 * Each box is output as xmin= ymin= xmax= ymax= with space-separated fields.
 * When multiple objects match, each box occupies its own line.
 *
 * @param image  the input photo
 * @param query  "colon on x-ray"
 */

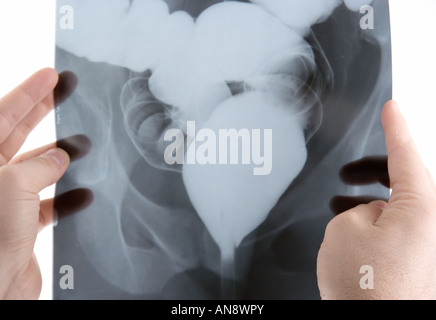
xmin=53 ymin=0 xmax=392 ymax=299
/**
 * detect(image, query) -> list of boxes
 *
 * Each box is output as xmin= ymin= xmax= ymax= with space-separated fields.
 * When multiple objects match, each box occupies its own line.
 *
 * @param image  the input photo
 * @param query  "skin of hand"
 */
xmin=317 ymin=100 xmax=436 ymax=300
xmin=0 ymin=68 xmax=70 ymax=300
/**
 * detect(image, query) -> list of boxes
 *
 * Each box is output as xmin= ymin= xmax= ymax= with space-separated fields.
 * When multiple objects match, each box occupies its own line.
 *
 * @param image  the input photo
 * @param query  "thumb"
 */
xmin=381 ymin=100 xmax=431 ymax=198
xmin=6 ymin=148 xmax=70 ymax=194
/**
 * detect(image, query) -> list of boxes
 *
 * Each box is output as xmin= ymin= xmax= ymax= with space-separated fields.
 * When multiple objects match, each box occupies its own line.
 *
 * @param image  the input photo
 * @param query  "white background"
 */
xmin=0 ymin=0 xmax=435 ymax=300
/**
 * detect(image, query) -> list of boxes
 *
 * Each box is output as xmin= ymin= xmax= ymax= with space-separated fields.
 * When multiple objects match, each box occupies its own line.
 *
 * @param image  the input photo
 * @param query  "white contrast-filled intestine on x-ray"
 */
xmin=54 ymin=0 xmax=391 ymax=299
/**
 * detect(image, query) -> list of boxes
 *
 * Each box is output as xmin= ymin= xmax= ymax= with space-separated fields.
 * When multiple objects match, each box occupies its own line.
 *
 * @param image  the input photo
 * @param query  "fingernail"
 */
xmin=43 ymin=148 xmax=68 ymax=166
xmin=390 ymin=100 xmax=401 ymax=112
xmin=371 ymin=200 xmax=388 ymax=209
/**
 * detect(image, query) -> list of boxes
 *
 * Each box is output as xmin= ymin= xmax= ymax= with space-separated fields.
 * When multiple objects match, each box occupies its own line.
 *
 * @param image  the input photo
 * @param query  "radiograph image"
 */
xmin=53 ymin=0 xmax=392 ymax=299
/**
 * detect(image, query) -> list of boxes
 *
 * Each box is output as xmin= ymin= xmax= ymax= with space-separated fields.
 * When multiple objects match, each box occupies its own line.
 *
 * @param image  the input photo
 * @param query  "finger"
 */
xmin=0 ymin=93 xmax=55 ymax=164
xmin=53 ymin=71 xmax=78 ymax=106
xmin=10 ymin=134 xmax=91 ymax=165
xmin=330 ymin=195 xmax=388 ymax=216
xmin=0 ymin=68 xmax=58 ymax=147
xmin=340 ymin=156 xmax=389 ymax=188
xmin=0 ymin=71 xmax=78 ymax=165
xmin=56 ymin=134 xmax=92 ymax=162
xmin=54 ymin=188 xmax=94 ymax=225
xmin=39 ymin=198 xmax=54 ymax=233
xmin=39 ymin=189 xmax=93 ymax=232
xmin=10 ymin=142 xmax=56 ymax=164
xmin=381 ymin=100 xmax=431 ymax=196
xmin=6 ymin=148 xmax=70 ymax=194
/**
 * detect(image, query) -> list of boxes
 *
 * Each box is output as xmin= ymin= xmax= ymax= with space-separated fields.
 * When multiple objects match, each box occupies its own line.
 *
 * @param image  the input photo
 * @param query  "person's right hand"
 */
xmin=317 ymin=100 xmax=436 ymax=300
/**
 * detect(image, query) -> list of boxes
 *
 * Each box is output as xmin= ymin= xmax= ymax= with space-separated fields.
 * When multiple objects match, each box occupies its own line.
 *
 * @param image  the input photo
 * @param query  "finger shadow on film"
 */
xmin=330 ymin=156 xmax=389 ymax=215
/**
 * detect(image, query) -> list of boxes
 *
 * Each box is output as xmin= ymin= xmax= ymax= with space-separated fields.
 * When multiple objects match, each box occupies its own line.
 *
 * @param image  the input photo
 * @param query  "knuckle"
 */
xmin=0 ymin=109 xmax=16 ymax=129
xmin=325 ymin=210 xmax=360 ymax=235
xmin=324 ymin=216 xmax=343 ymax=236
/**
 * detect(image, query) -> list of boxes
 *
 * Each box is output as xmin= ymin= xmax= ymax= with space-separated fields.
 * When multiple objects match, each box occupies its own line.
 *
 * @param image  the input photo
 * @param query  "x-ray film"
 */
xmin=53 ymin=0 xmax=392 ymax=299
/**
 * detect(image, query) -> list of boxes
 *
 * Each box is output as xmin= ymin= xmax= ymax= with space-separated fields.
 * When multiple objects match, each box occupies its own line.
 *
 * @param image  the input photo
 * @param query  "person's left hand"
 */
xmin=0 ymin=68 xmax=70 ymax=299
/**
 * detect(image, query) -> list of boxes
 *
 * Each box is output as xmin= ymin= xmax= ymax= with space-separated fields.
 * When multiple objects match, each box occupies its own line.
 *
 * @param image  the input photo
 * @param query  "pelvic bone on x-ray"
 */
xmin=54 ymin=0 xmax=391 ymax=299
